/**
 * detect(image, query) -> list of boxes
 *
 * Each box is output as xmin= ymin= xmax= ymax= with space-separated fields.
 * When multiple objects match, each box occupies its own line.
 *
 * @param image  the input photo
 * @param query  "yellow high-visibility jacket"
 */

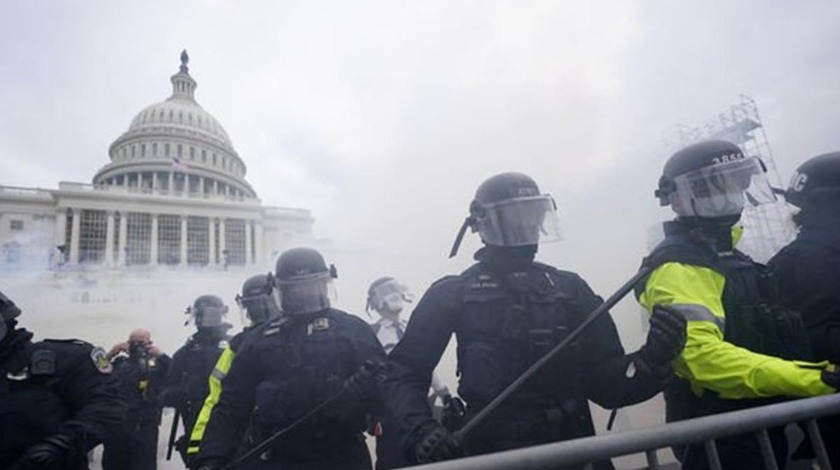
xmin=639 ymin=261 xmax=835 ymax=399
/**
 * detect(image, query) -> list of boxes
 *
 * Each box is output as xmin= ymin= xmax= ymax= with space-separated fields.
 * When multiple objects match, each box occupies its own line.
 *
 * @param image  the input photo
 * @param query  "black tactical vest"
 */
xmin=454 ymin=262 xmax=584 ymax=411
xmin=252 ymin=310 xmax=365 ymax=439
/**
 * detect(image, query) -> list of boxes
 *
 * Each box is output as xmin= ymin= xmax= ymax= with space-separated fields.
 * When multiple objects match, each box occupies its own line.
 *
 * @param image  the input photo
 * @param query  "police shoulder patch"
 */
xmin=90 ymin=347 xmax=113 ymax=374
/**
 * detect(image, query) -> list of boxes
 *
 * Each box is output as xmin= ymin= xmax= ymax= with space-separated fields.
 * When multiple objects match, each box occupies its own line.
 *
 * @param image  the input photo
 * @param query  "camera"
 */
xmin=128 ymin=342 xmax=156 ymax=372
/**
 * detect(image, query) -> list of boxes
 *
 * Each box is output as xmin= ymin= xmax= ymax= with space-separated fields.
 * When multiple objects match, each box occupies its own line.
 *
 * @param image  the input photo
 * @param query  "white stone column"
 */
xmin=54 ymin=210 xmax=67 ymax=248
xmin=152 ymin=172 xmax=158 ymax=191
xmin=180 ymin=216 xmax=188 ymax=266
xmin=150 ymin=214 xmax=159 ymax=266
xmin=105 ymin=211 xmax=115 ymax=266
xmin=254 ymin=221 xmax=263 ymax=266
xmin=245 ymin=220 xmax=253 ymax=265
xmin=69 ymin=209 xmax=80 ymax=264
xmin=213 ymin=180 xmax=218 ymax=195
xmin=208 ymin=218 xmax=216 ymax=265
xmin=118 ymin=212 xmax=128 ymax=266
xmin=219 ymin=218 xmax=227 ymax=267
xmin=169 ymin=172 xmax=174 ymax=193
xmin=199 ymin=176 xmax=204 ymax=195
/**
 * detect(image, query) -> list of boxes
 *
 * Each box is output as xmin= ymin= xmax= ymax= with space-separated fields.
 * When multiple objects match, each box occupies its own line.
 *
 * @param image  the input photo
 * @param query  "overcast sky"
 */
xmin=2 ymin=0 xmax=840 ymax=316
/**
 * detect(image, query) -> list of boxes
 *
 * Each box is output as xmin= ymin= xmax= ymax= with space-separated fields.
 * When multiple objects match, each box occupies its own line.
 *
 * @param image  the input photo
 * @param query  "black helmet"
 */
xmin=655 ymin=140 xmax=775 ymax=218
xmin=0 ymin=290 xmax=22 ymax=342
xmin=187 ymin=295 xmax=228 ymax=328
xmin=0 ymin=290 xmax=22 ymax=322
xmin=366 ymin=276 xmax=413 ymax=314
xmin=449 ymin=172 xmax=561 ymax=257
xmin=786 ymin=152 xmax=840 ymax=214
xmin=235 ymin=274 xmax=276 ymax=324
xmin=273 ymin=247 xmax=337 ymax=315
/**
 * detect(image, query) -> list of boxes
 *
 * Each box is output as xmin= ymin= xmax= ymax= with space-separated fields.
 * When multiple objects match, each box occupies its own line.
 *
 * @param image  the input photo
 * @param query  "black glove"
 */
xmin=822 ymin=363 xmax=840 ymax=390
xmin=639 ymin=305 xmax=687 ymax=368
xmin=343 ymin=360 xmax=384 ymax=398
xmin=413 ymin=425 xmax=463 ymax=463
xmin=14 ymin=434 xmax=74 ymax=470
xmin=191 ymin=458 xmax=225 ymax=470
xmin=440 ymin=394 xmax=466 ymax=432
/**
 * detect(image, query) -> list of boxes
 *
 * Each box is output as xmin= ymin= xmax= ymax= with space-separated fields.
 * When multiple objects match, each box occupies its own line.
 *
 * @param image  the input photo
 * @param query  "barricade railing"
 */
xmin=411 ymin=393 xmax=840 ymax=470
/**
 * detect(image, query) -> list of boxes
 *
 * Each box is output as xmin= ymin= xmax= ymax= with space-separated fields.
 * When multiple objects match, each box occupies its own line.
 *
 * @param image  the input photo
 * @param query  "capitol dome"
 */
xmin=93 ymin=51 xmax=256 ymax=199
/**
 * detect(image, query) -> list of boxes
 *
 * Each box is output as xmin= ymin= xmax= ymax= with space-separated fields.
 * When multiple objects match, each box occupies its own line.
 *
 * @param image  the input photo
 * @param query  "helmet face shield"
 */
xmin=236 ymin=294 xmax=275 ymax=326
xmin=475 ymin=194 xmax=562 ymax=246
xmin=670 ymin=157 xmax=775 ymax=217
xmin=275 ymin=273 xmax=334 ymax=315
xmin=194 ymin=305 xmax=227 ymax=328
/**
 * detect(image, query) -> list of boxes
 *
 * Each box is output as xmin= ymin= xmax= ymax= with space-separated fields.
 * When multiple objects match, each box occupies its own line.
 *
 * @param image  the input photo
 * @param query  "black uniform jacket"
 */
xmin=770 ymin=224 xmax=840 ymax=363
xmin=196 ymin=308 xmax=387 ymax=462
xmin=112 ymin=352 xmax=171 ymax=423
xmin=382 ymin=256 xmax=667 ymax=464
xmin=0 ymin=328 xmax=126 ymax=468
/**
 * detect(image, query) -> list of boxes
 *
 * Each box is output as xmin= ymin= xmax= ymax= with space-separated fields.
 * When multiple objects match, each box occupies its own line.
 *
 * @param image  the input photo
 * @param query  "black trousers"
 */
xmin=666 ymin=385 xmax=788 ymax=470
xmin=375 ymin=417 xmax=409 ymax=470
xmin=673 ymin=428 xmax=788 ymax=470
xmin=102 ymin=419 xmax=160 ymax=470
xmin=244 ymin=434 xmax=372 ymax=470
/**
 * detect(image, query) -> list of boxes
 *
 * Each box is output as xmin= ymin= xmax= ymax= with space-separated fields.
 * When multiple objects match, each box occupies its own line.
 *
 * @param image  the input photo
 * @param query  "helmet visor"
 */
xmin=236 ymin=294 xmax=275 ymax=325
xmin=194 ymin=306 xmax=227 ymax=328
xmin=671 ymin=157 xmax=775 ymax=217
xmin=476 ymin=194 xmax=562 ymax=246
xmin=275 ymin=273 xmax=334 ymax=315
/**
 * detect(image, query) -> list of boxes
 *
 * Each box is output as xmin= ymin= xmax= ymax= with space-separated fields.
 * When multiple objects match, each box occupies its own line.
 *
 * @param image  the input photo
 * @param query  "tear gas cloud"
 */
xmin=2 ymin=2 xmax=840 ymax=468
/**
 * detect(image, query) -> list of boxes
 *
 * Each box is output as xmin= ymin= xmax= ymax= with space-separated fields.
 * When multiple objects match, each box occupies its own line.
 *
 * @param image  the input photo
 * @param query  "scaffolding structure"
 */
xmin=663 ymin=95 xmax=795 ymax=262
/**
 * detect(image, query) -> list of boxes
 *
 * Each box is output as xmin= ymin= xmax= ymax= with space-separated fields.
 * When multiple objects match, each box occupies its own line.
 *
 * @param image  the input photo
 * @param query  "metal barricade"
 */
xmin=411 ymin=393 xmax=840 ymax=470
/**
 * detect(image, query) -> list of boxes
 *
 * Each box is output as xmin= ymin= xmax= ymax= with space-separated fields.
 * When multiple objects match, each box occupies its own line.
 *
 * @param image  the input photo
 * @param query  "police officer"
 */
xmin=162 ymin=295 xmax=231 ymax=465
xmin=0 ymin=290 xmax=126 ymax=469
xmin=638 ymin=140 xmax=840 ymax=469
xmin=102 ymin=329 xmax=171 ymax=470
xmin=192 ymin=247 xmax=387 ymax=470
xmin=769 ymin=151 xmax=840 ymax=467
xmin=186 ymin=274 xmax=279 ymax=459
xmin=367 ymin=277 xmax=453 ymax=469
xmin=382 ymin=172 xmax=687 ymax=468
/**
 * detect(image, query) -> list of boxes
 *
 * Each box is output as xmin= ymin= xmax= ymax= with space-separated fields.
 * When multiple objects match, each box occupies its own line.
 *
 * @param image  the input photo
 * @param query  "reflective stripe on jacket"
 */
xmin=187 ymin=347 xmax=235 ymax=455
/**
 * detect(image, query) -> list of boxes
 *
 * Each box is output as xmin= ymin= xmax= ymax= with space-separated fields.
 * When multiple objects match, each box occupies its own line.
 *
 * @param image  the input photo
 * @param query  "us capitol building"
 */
xmin=0 ymin=51 xmax=314 ymax=272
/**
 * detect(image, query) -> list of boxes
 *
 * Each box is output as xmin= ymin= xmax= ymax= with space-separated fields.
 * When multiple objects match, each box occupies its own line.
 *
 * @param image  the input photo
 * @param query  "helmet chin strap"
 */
xmin=448 ymin=217 xmax=473 ymax=258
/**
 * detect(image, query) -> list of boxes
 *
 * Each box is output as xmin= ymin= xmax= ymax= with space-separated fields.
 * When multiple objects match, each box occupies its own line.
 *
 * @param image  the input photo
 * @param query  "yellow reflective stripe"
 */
xmin=641 ymin=262 xmax=834 ymax=399
xmin=187 ymin=347 xmax=236 ymax=454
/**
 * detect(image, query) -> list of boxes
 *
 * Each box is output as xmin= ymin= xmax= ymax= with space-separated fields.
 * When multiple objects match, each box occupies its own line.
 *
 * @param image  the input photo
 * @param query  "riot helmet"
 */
xmin=366 ymin=277 xmax=414 ymax=316
xmin=785 ymin=152 xmax=840 ymax=217
xmin=656 ymin=140 xmax=775 ymax=219
xmin=0 ymin=290 xmax=22 ymax=342
xmin=185 ymin=295 xmax=229 ymax=329
xmin=449 ymin=172 xmax=562 ymax=257
xmin=235 ymin=273 xmax=277 ymax=325
xmin=273 ymin=247 xmax=337 ymax=316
